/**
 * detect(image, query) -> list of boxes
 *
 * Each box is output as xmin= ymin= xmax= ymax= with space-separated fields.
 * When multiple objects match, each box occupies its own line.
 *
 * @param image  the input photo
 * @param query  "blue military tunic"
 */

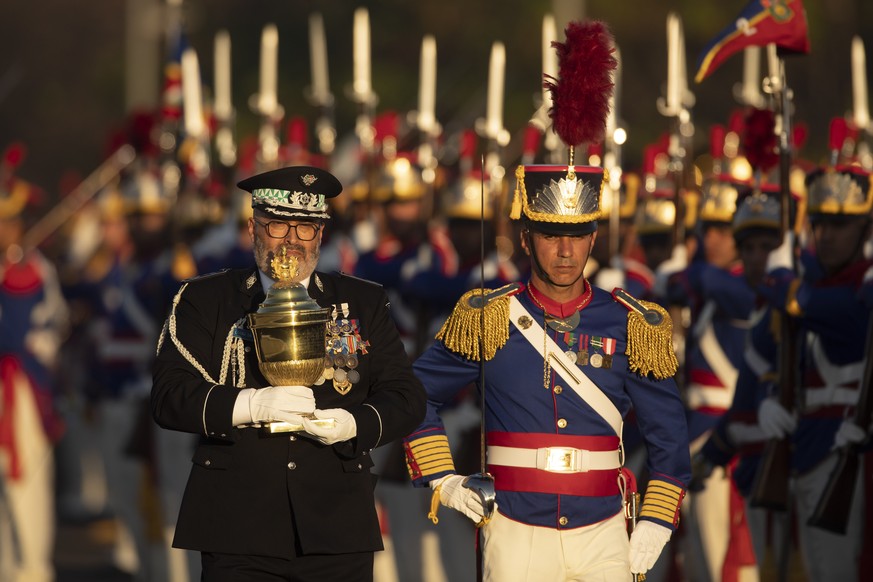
xmin=404 ymin=280 xmax=690 ymax=531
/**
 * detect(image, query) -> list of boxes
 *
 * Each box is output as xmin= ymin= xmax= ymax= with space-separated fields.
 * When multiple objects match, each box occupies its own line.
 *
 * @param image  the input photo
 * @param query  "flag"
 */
xmin=694 ymin=0 xmax=810 ymax=83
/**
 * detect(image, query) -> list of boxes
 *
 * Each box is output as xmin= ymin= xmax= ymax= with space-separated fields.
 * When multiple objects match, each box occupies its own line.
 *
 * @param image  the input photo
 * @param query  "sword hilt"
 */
xmin=462 ymin=472 xmax=497 ymax=525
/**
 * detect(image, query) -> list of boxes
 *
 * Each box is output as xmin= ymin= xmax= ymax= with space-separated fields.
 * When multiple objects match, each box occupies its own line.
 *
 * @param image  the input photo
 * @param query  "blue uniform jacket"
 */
xmin=405 ymin=283 xmax=690 ymax=531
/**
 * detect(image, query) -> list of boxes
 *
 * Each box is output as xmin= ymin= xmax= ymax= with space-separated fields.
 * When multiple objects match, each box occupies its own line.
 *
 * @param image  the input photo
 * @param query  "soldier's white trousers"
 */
xmin=482 ymin=510 xmax=630 ymax=582
xmin=0 ymin=368 xmax=54 ymax=582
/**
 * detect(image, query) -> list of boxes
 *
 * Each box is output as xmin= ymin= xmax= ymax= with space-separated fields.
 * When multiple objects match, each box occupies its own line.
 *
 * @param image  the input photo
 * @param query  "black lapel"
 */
xmin=239 ymin=268 xmax=265 ymax=315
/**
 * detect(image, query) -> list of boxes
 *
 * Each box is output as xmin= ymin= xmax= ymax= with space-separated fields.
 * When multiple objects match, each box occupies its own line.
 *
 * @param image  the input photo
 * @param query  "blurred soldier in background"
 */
xmin=665 ymin=133 xmax=760 ymax=581
xmin=82 ymin=161 xmax=172 ymax=580
xmin=689 ymin=187 xmax=783 ymax=574
xmin=754 ymin=145 xmax=873 ymax=580
xmin=0 ymin=142 xmax=69 ymax=582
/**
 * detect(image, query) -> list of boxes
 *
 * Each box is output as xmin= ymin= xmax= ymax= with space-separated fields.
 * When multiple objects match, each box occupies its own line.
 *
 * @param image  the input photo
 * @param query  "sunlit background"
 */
xmin=1 ymin=0 xmax=871 ymax=215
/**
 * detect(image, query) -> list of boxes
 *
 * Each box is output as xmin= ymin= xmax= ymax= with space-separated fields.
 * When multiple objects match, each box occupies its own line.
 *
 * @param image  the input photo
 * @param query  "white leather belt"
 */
xmin=488 ymin=445 xmax=621 ymax=473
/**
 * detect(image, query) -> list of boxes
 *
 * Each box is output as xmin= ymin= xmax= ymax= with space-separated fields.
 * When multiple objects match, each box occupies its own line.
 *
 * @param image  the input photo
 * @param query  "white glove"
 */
xmin=301 ymin=408 xmax=357 ymax=445
xmin=629 ymin=520 xmax=673 ymax=574
xmin=757 ymin=397 xmax=797 ymax=439
xmin=430 ymin=474 xmax=487 ymax=524
xmin=833 ymin=420 xmax=867 ymax=449
xmin=766 ymin=231 xmax=794 ymax=272
xmin=653 ymin=244 xmax=688 ymax=298
xmin=245 ymin=385 xmax=315 ymax=425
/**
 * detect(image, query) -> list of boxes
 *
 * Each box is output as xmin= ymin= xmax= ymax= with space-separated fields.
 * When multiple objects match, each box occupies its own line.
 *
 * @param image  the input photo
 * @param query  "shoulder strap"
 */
xmin=509 ymin=295 xmax=623 ymax=436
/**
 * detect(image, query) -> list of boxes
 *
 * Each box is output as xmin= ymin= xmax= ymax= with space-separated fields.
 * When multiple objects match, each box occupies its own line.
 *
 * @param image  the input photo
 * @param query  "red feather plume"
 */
xmin=742 ymin=108 xmax=778 ymax=173
xmin=545 ymin=20 xmax=617 ymax=148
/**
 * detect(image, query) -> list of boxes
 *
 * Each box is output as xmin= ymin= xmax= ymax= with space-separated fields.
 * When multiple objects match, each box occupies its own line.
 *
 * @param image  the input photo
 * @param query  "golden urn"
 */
xmin=247 ymin=247 xmax=332 ymax=432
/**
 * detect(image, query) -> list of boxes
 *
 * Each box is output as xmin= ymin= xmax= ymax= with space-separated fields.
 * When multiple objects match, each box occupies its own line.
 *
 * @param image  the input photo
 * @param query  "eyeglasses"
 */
xmin=253 ymin=219 xmax=322 ymax=241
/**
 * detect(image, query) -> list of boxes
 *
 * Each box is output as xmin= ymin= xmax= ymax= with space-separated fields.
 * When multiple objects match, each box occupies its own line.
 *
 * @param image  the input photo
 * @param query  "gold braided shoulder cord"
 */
xmin=164 ymin=282 xmax=247 ymax=387
xmin=625 ymin=300 xmax=678 ymax=381
xmin=435 ymin=288 xmax=510 ymax=361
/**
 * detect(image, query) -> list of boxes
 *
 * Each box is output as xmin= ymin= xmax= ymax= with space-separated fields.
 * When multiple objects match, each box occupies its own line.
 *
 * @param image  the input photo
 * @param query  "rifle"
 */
xmin=807 ymin=37 xmax=873 ymax=534
xmin=251 ymin=23 xmax=284 ymax=170
xmin=656 ymin=12 xmax=695 ymax=252
xmin=807 ymin=315 xmax=873 ymax=533
xmin=475 ymin=41 xmax=511 ymax=263
xmin=348 ymin=7 xmax=378 ymax=219
xmin=213 ymin=29 xmax=237 ymax=170
xmin=306 ymin=13 xmax=337 ymax=158
xmin=749 ymin=46 xmax=798 ymax=514
xmin=22 ymin=145 xmax=136 ymax=253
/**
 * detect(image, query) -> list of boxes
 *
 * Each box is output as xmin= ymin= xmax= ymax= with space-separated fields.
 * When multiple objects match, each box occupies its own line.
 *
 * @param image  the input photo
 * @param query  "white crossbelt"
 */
xmin=509 ymin=296 xmax=623 ymax=436
xmin=488 ymin=445 xmax=622 ymax=473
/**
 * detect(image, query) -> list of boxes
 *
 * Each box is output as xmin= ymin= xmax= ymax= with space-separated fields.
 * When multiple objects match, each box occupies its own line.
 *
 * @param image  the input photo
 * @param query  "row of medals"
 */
xmin=546 ymin=314 xmax=613 ymax=369
xmin=313 ymin=320 xmax=360 ymax=393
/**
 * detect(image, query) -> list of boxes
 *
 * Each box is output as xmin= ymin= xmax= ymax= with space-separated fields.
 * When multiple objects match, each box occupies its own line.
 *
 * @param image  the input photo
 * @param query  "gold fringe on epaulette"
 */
xmin=435 ymin=288 xmax=510 ymax=361
xmin=626 ymin=301 xmax=678 ymax=380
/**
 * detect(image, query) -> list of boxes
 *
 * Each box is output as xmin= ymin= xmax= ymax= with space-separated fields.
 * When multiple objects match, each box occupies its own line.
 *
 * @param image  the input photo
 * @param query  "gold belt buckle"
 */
xmin=541 ymin=447 xmax=582 ymax=473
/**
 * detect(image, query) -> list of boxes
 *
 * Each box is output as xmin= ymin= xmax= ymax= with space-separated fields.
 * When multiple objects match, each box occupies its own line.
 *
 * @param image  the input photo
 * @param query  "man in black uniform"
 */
xmin=151 ymin=165 xmax=427 ymax=581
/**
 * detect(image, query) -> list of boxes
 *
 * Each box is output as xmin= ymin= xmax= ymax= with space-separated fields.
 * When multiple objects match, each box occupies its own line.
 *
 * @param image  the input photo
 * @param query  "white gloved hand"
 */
xmin=653 ymin=244 xmax=688 ymax=298
xmin=766 ymin=231 xmax=794 ymax=273
xmin=301 ymin=408 xmax=357 ymax=445
xmin=629 ymin=520 xmax=672 ymax=574
xmin=833 ymin=420 xmax=867 ymax=449
xmin=430 ymin=474 xmax=487 ymax=524
xmin=757 ymin=397 xmax=797 ymax=439
xmin=248 ymin=385 xmax=315 ymax=424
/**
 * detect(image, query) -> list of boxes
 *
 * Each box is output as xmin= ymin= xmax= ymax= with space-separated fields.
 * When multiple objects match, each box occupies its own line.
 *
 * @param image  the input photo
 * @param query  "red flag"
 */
xmin=695 ymin=0 xmax=810 ymax=83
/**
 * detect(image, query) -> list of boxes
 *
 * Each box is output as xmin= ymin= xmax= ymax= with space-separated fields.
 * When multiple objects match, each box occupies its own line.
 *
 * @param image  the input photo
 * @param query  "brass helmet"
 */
xmin=699 ymin=173 xmax=752 ymax=225
xmin=444 ymin=130 xmax=493 ymax=220
xmin=805 ymin=116 xmax=873 ymax=218
xmin=805 ymin=166 xmax=872 ymax=217
xmin=732 ymin=185 xmax=780 ymax=243
xmin=509 ymin=20 xmax=617 ymax=236
xmin=370 ymin=111 xmax=426 ymax=204
xmin=636 ymin=142 xmax=696 ymax=236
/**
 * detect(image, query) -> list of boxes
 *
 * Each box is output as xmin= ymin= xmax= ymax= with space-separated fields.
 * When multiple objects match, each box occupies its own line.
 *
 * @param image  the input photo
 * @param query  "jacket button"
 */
xmin=245 ymin=346 xmax=251 ymax=353
xmin=204 ymin=460 xmax=211 ymax=466
xmin=289 ymin=435 xmax=297 ymax=442
xmin=557 ymin=418 xmax=567 ymax=429
xmin=554 ymin=385 xmax=563 ymax=394
xmin=357 ymin=463 xmax=362 ymax=470
xmin=287 ymin=461 xmax=297 ymax=470
xmin=559 ymin=516 xmax=568 ymax=526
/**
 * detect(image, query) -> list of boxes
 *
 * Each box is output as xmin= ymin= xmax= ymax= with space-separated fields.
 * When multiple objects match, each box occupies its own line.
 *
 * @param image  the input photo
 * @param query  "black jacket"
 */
xmin=151 ymin=268 xmax=426 ymax=558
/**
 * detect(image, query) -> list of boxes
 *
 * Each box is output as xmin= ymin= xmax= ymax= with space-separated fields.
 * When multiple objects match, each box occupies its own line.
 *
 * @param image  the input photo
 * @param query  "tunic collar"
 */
xmin=526 ymin=279 xmax=593 ymax=317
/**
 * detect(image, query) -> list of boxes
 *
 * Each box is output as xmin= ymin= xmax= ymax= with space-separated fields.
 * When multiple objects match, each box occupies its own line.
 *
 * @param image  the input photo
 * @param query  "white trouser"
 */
xmin=98 ymin=395 xmax=167 ymax=581
xmin=482 ymin=510 xmax=631 ymax=582
xmin=795 ymin=452 xmax=864 ymax=582
xmin=0 ymin=368 xmax=54 ymax=582
xmin=155 ymin=427 xmax=200 ymax=582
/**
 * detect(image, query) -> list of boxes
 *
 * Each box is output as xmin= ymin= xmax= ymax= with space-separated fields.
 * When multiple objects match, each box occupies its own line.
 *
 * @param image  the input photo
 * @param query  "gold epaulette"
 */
xmin=612 ymin=288 xmax=678 ymax=380
xmin=435 ymin=283 xmax=521 ymax=361
xmin=640 ymin=478 xmax=686 ymax=528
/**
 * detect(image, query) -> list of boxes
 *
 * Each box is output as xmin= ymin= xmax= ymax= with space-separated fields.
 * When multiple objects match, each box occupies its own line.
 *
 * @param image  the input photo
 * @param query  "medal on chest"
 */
xmin=320 ymin=302 xmax=370 ymax=395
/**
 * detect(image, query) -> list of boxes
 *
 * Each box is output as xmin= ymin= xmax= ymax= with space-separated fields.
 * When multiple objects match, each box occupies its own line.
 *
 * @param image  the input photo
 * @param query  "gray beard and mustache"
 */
xmin=254 ymin=238 xmax=320 ymax=283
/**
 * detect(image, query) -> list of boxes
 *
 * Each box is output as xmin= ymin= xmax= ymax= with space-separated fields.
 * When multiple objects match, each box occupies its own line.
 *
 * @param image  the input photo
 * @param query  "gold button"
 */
xmin=557 ymin=418 xmax=567 ymax=429
xmin=559 ymin=516 xmax=568 ymax=526
xmin=287 ymin=461 xmax=297 ymax=470
xmin=554 ymin=385 xmax=563 ymax=394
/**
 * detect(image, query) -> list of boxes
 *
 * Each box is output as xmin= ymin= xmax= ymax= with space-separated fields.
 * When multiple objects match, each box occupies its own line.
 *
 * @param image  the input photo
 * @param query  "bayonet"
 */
xmin=307 ymin=13 xmax=336 ymax=157
xmin=213 ymin=30 xmax=237 ymax=169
